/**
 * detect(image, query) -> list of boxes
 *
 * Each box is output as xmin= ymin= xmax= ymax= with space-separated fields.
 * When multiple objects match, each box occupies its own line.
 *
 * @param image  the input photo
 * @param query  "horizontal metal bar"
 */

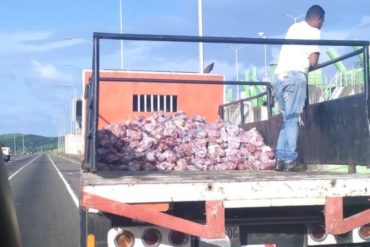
xmin=82 ymin=193 xmax=225 ymax=239
xmin=226 ymin=215 xmax=323 ymax=226
xmin=99 ymin=77 xmax=271 ymax=86
xmin=93 ymin=32 xmax=369 ymax=47
xmin=221 ymin=91 xmax=268 ymax=108
xmin=311 ymin=48 xmax=364 ymax=71
xmin=325 ymin=197 xmax=370 ymax=234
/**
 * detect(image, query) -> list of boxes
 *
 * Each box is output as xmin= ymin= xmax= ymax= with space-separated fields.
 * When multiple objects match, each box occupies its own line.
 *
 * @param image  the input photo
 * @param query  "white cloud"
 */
xmin=348 ymin=15 xmax=370 ymax=40
xmin=322 ymin=29 xmax=352 ymax=40
xmin=30 ymin=59 xmax=74 ymax=84
xmin=0 ymin=31 xmax=79 ymax=54
xmin=320 ymin=15 xmax=370 ymax=41
xmin=358 ymin=16 xmax=370 ymax=28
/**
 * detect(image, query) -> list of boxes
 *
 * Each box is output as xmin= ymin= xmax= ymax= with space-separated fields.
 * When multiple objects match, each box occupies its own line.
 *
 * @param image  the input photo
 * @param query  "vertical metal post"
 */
xmin=218 ymin=106 xmax=224 ymax=120
xmin=363 ymin=45 xmax=370 ymax=122
xmin=91 ymin=36 xmax=100 ymax=172
xmin=240 ymin=100 xmax=244 ymax=125
xmin=84 ymin=81 xmax=93 ymax=172
xmin=266 ymin=85 xmax=272 ymax=119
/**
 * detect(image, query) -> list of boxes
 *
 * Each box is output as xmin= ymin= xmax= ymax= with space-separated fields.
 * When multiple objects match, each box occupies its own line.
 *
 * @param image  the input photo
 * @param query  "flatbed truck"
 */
xmin=80 ymin=33 xmax=370 ymax=247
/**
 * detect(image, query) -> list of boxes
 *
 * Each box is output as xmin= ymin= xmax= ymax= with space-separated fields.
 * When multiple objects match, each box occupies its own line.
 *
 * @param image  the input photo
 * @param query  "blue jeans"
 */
xmin=272 ymin=71 xmax=307 ymax=162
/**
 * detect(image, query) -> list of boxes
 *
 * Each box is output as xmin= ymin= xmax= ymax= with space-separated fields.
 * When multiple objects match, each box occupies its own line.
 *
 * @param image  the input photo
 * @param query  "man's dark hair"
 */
xmin=305 ymin=5 xmax=325 ymax=20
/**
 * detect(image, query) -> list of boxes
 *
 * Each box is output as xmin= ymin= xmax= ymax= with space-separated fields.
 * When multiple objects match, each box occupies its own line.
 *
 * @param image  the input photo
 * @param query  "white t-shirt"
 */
xmin=275 ymin=21 xmax=321 ymax=75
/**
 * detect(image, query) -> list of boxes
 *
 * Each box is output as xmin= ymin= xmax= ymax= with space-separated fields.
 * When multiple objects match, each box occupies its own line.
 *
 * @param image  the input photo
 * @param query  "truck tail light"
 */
xmin=309 ymin=224 xmax=327 ymax=242
xmin=359 ymin=224 xmax=370 ymax=240
xmin=115 ymin=230 xmax=135 ymax=247
xmin=168 ymin=230 xmax=189 ymax=245
xmin=142 ymin=228 xmax=161 ymax=246
xmin=87 ymin=234 xmax=95 ymax=247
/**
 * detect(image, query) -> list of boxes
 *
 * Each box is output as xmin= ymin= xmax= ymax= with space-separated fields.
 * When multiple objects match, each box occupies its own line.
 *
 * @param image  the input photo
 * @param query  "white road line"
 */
xmin=47 ymin=154 xmax=79 ymax=208
xmin=8 ymin=155 xmax=40 ymax=180
xmin=55 ymin=154 xmax=81 ymax=165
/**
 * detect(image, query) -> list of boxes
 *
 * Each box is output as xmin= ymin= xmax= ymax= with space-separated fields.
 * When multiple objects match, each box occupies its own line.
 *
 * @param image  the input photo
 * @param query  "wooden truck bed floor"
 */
xmin=82 ymin=170 xmax=370 ymax=208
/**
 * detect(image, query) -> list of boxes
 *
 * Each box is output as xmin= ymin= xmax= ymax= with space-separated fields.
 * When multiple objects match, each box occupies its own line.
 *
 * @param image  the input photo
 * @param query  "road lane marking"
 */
xmin=55 ymin=154 xmax=81 ymax=165
xmin=47 ymin=154 xmax=79 ymax=208
xmin=8 ymin=155 xmax=40 ymax=180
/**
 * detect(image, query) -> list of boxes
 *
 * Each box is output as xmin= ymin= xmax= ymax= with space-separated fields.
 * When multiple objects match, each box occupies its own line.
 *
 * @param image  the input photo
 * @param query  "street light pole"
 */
xmin=57 ymin=127 xmax=60 ymax=152
xmin=22 ymin=134 xmax=25 ymax=154
xmin=56 ymin=93 xmax=74 ymax=135
xmin=119 ymin=0 xmax=124 ymax=70
xmin=62 ymin=116 xmax=65 ymax=153
xmin=280 ymin=12 xmax=305 ymax=23
xmin=56 ymin=112 xmax=67 ymax=154
xmin=65 ymin=37 xmax=93 ymax=46
xmin=13 ymin=133 xmax=16 ymax=155
xmin=235 ymin=49 xmax=239 ymax=82
xmin=56 ymin=83 xmax=77 ymax=99
xmin=228 ymin=45 xmax=247 ymax=100
xmin=198 ymin=0 xmax=204 ymax=73
xmin=258 ymin=32 xmax=268 ymax=80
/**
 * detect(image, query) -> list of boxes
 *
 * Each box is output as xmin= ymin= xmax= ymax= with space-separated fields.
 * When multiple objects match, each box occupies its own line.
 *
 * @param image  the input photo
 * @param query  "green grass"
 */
xmin=324 ymin=165 xmax=370 ymax=174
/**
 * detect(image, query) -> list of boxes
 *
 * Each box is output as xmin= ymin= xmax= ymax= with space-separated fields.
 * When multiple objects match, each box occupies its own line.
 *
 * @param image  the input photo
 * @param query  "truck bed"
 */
xmin=82 ymin=170 xmax=370 ymax=208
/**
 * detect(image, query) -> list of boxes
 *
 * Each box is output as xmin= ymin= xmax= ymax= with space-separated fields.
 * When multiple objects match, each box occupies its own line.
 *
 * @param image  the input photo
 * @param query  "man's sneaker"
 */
xmin=274 ymin=158 xmax=285 ymax=171
xmin=283 ymin=160 xmax=307 ymax=172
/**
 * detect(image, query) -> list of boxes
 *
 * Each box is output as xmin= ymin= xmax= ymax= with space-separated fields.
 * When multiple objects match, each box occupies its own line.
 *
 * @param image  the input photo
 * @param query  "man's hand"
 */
xmin=309 ymin=52 xmax=320 ymax=70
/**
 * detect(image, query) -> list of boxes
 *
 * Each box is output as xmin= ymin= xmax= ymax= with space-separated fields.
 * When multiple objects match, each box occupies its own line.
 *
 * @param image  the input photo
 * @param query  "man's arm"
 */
xmin=308 ymin=52 xmax=320 ymax=70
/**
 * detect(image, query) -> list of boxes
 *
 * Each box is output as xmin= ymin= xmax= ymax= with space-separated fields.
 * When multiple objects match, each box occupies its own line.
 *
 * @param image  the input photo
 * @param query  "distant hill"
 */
xmin=0 ymin=133 xmax=57 ymax=153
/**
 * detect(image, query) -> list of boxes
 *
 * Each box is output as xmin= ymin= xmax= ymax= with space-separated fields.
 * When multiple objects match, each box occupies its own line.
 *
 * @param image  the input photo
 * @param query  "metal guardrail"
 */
xmin=219 ymin=91 xmax=270 ymax=125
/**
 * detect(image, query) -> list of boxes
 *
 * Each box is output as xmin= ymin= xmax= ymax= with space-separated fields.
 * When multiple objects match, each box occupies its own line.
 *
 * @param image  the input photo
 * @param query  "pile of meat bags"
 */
xmin=96 ymin=112 xmax=275 ymax=171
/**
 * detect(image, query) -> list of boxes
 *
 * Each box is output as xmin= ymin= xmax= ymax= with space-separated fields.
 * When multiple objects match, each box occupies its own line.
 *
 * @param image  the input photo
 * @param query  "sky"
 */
xmin=0 ymin=0 xmax=370 ymax=137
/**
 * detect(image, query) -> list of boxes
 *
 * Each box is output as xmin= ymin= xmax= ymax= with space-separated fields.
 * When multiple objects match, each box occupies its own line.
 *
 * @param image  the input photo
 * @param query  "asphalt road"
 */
xmin=6 ymin=153 xmax=81 ymax=247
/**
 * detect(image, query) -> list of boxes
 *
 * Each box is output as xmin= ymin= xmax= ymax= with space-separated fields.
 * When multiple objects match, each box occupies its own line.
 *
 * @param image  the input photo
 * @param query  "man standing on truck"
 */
xmin=273 ymin=5 xmax=325 ymax=172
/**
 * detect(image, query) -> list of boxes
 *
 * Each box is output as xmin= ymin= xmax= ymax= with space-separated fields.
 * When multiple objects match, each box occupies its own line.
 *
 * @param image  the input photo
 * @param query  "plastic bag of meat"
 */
xmin=96 ymin=112 xmax=275 ymax=171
